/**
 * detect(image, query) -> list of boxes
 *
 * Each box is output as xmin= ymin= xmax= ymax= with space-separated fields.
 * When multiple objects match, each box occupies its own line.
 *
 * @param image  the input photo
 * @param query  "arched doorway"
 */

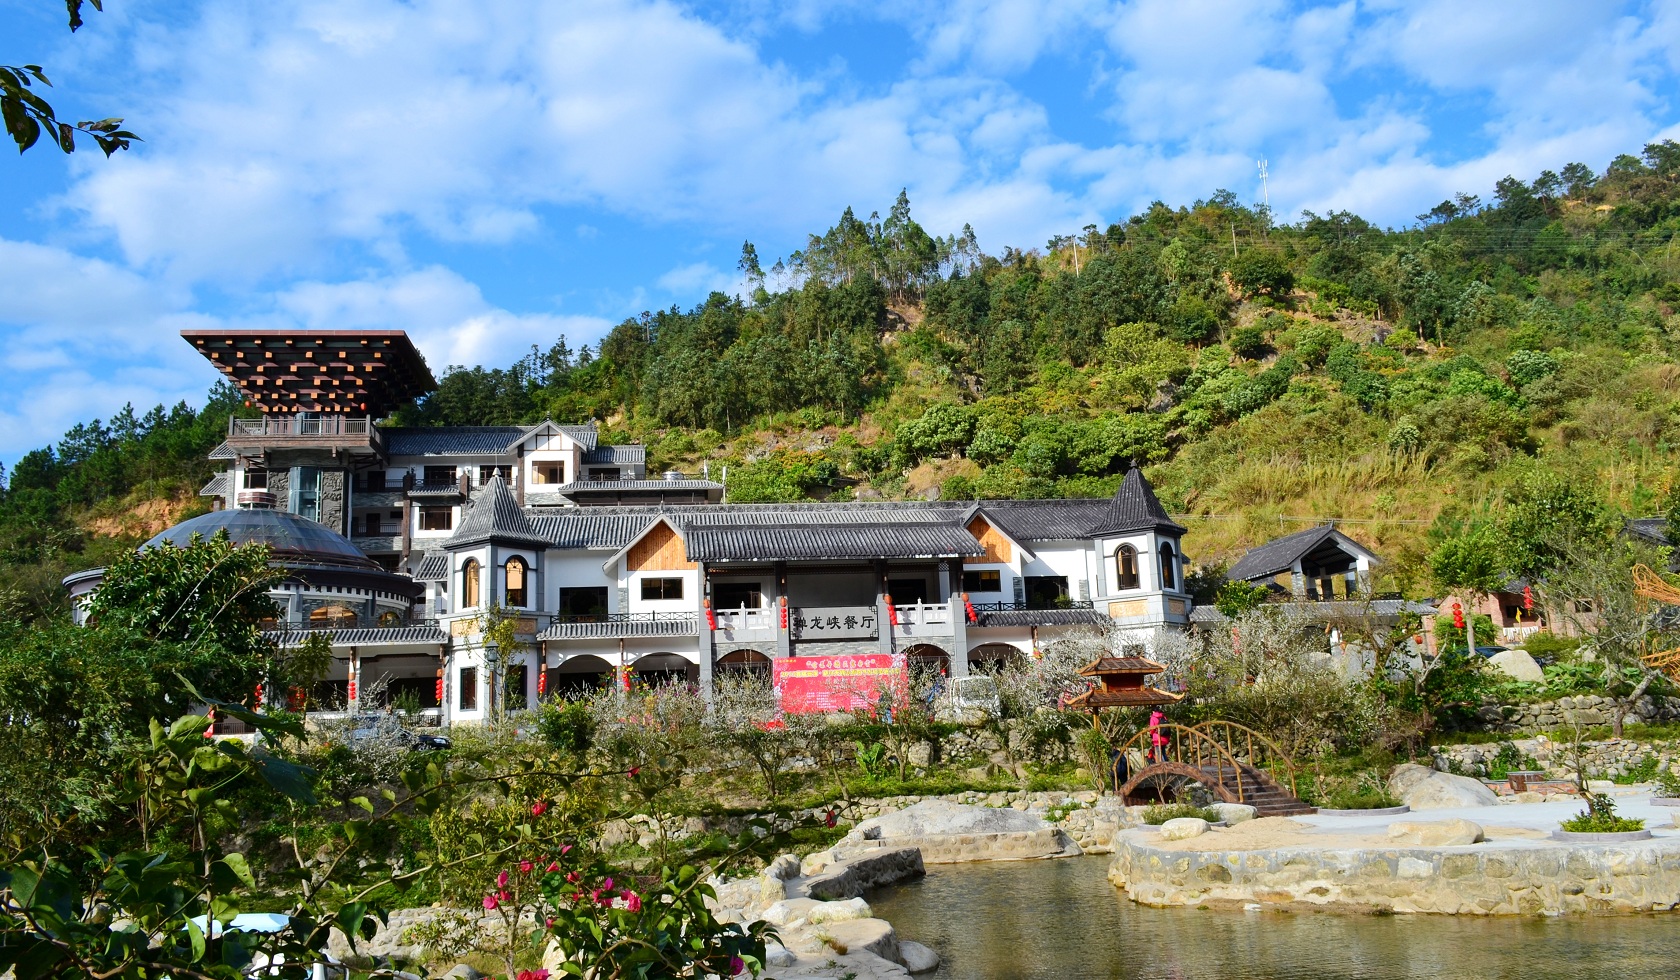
xmin=967 ymin=642 xmax=1025 ymax=674
xmin=716 ymin=649 xmax=772 ymax=683
xmin=549 ymin=654 xmax=612 ymax=698
xmin=632 ymin=653 xmax=696 ymax=689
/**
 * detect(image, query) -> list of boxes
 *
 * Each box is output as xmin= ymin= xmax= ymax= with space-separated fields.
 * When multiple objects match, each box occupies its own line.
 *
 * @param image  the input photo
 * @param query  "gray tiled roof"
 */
xmin=268 ymin=625 xmax=448 ymax=645
xmin=682 ymin=522 xmax=984 ymax=562
xmin=1627 ymin=517 xmax=1670 ymax=547
xmin=529 ymin=512 xmax=658 ymax=550
xmin=199 ymin=472 xmax=228 ymax=497
xmin=539 ymin=618 xmax=699 ymax=640
xmin=1227 ymin=524 xmax=1377 ymax=582
xmin=559 ymin=479 xmax=722 ymax=492
xmin=382 ymin=426 xmax=526 ymax=456
xmin=557 ymin=424 xmax=598 ymax=450
xmin=977 ymin=499 xmax=1109 ymax=540
xmin=414 ymin=553 xmax=450 ymax=581
xmin=208 ymin=442 xmax=236 ymax=460
xmin=444 ymin=476 xmax=551 ymax=550
xmin=582 ymin=444 xmax=646 ymax=465
xmin=1087 ymin=467 xmax=1185 ymax=537
xmin=976 ymin=608 xmax=1109 ymax=628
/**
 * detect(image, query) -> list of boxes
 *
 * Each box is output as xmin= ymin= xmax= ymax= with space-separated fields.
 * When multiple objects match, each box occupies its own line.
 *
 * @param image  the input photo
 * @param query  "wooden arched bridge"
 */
xmin=1112 ymin=721 xmax=1316 ymax=817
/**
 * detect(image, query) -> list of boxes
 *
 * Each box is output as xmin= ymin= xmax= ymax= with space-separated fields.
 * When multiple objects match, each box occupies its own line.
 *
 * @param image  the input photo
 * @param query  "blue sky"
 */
xmin=3 ymin=0 xmax=1679 ymax=467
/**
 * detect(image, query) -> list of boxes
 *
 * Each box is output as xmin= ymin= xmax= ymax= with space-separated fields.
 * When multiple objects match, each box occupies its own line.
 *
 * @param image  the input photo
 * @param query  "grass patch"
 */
xmin=1560 ymin=794 xmax=1645 ymax=834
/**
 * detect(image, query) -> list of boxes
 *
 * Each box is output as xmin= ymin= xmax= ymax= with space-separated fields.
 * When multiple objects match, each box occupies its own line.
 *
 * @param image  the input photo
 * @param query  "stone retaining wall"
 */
xmin=1434 ymin=736 xmax=1680 ymax=783
xmin=1108 ymin=832 xmax=1680 ymax=915
xmin=1466 ymin=694 xmax=1680 ymax=734
xmin=834 ymin=828 xmax=1078 ymax=864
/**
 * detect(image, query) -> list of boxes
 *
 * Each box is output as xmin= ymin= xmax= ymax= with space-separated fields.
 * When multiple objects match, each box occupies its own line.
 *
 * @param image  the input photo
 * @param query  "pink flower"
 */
xmin=531 ymin=801 xmax=548 ymax=817
xmin=546 ymin=861 xmax=560 ymax=873
xmin=483 ymin=895 xmax=499 ymax=910
xmin=520 ymin=861 xmax=534 ymax=874
xmin=623 ymin=890 xmax=642 ymax=912
xmin=545 ymin=917 xmax=555 ymax=928
xmin=602 ymin=877 xmax=613 ymax=890
xmin=517 ymin=971 xmax=550 ymax=980
xmin=729 ymin=955 xmax=744 ymax=976
xmin=628 ymin=766 xmax=640 ymax=778
xmin=498 ymin=890 xmax=512 ymax=902
xmin=497 ymin=870 xmax=510 ymax=889
xmin=560 ymin=844 xmax=572 ymax=855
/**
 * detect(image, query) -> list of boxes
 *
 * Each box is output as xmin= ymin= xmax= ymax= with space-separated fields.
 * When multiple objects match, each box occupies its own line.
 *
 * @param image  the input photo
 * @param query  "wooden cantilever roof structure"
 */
xmin=1065 ymin=656 xmax=1182 ymax=710
xmin=182 ymin=329 xmax=435 ymax=416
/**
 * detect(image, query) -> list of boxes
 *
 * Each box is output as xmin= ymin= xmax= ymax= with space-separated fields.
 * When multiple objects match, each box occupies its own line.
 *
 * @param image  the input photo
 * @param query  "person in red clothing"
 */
xmin=1148 ymin=710 xmax=1168 ymax=763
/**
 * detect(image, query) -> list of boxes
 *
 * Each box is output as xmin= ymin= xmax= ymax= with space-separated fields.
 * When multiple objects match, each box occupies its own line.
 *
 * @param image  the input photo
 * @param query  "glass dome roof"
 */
xmin=142 ymin=508 xmax=378 ymax=568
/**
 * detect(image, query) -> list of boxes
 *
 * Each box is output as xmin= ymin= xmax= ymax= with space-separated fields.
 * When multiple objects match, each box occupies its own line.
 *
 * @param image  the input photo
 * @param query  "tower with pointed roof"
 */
xmin=1087 ymin=465 xmax=1191 ymax=651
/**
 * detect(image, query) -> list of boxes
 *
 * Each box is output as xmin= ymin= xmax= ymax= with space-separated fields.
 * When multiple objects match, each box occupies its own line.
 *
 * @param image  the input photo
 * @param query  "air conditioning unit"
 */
xmin=236 ymin=489 xmax=276 ymax=509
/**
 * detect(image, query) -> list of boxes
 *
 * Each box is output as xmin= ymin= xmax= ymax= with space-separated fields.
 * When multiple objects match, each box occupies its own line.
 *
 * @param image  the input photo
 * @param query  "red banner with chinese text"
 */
xmin=774 ymin=654 xmax=904 ymax=714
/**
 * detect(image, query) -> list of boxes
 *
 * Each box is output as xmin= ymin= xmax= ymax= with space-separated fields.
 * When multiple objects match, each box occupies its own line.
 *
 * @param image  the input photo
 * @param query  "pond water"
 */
xmin=867 ymin=857 xmax=1680 ymax=980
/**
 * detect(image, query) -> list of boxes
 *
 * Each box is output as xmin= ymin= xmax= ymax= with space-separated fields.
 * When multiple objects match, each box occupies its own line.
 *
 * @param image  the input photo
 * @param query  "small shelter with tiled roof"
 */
xmin=1065 ymin=656 xmax=1182 ymax=711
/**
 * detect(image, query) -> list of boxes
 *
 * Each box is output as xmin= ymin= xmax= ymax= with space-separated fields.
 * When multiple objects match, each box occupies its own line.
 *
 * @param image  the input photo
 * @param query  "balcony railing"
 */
xmin=893 ymin=602 xmax=953 ymax=627
xmin=552 ymin=612 xmax=695 ymax=625
xmin=715 ymin=608 xmax=775 ymax=631
xmin=266 ymin=617 xmax=440 ymax=633
xmin=970 ymin=600 xmax=1096 ymax=612
xmin=230 ymin=415 xmax=373 ymax=438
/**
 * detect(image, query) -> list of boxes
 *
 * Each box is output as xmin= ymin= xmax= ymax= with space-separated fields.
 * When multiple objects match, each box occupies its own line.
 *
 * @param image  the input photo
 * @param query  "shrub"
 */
xmin=1656 ymin=768 xmax=1680 ymax=799
xmin=1141 ymin=803 xmax=1221 ymax=825
xmin=1321 ymin=782 xmax=1401 ymax=810
xmin=1228 ymin=325 xmax=1269 ymax=360
xmin=1560 ymin=793 xmax=1644 ymax=833
xmin=1615 ymin=755 xmax=1661 ymax=785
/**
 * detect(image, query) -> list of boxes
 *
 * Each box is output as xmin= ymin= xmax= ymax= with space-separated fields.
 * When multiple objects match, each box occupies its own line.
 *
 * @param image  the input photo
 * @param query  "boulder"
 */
xmin=806 ymin=898 xmax=873 ymax=924
xmin=764 ymin=942 xmax=797 ymax=967
xmin=1207 ymin=803 xmax=1257 ymax=825
xmin=766 ymin=853 xmax=802 ymax=881
xmin=760 ymin=898 xmax=821 ymax=927
xmin=442 ymin=967 xmax=483 ymax=980
xmin=1386 ymin=818 xmax=1486 ymax=846
xmin=1487 ymin=649 xmax=1545 ymax=683
xmin=803 ymin=848 xmax=926 ymax=901
xmin=899 ymin=940 xmax=941 ymax=973
xmin=819 ymin=918 xmax=899 ymax=963
xmin=1159 ymin=818 xmax=1211 ymax=841
xmin=1387 ymin=764 xmax=1499 ymax=810
xmin=848 ymin=799 xmax=1048 ymax=840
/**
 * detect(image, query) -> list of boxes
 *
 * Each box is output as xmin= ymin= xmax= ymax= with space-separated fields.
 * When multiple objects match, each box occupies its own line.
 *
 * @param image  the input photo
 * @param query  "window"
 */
xmin=1159 ymin=543 xmax=1177 ymax=592
xmin=423 ymin=464 xmax=457 ymax=486
xmin=714 ymin=582 xmax=764 ymax=609
xmin=363 ymin=513 xmax=381 ymax=535
xmin=458 ymin=667 xmax=478 ymax=711
xmin=532 ymin=462 xmax=566 ymax=485
xmin=962 ymin=569 xmax=1002 ymax=593
xmin=377 ymin=609 xmax=403 ymax=627
xmin=462 ymin=558 xmax=481 ymax=608
xmin=560 ymin=587 xmax=609 ymax=620
xmin=591 ymin=468 xmax=621 ymax=481
xmin=641 ymin=577 xmax=684 ymax=601
xmin=290 ymin=467 xmax=322 ymax=521
xmin=242 ymin=467 xmax=268 ymax=490
xmin=1024 ymin=575 xmax=1069 ymax=609
xmin=1114 ymin=545 xmax=1140 ymax=590
xmin=504 ymin=556 xmax=528 ymax=608
xmin=308 ymin=603 xmax=358 ymax=628
xmin=888 ymin=578 xmax=929 ymax=604
xmin=419 ymin=507 xmax=453 ymax=531
xmin=479 ymin=464 xmax=511 ymax=484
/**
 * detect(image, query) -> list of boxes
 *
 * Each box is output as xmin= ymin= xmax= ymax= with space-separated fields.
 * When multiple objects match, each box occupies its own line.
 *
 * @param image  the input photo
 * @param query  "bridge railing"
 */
xmin=1114 ymin=723 xmax=1248 ymax=802
xmin=1189 ymin=720 xmax=1302 ymax=799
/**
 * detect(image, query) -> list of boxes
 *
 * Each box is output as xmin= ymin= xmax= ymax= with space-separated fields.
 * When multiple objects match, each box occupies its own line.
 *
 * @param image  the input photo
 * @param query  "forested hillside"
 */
xmin=6 ymin=141 xmax=1680 ymax=616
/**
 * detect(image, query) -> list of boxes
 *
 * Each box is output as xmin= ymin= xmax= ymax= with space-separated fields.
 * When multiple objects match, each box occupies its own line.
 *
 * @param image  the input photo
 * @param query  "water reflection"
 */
xmin=867 ymin=857 xmax=1678 ymax=980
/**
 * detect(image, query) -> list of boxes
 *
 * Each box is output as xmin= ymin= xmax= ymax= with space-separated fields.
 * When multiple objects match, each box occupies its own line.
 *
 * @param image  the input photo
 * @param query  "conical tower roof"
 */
xmin=1087 ymin=466 xmax=1185 ymax=537
xmin=444 ymin=475 xmax=550 ymax=550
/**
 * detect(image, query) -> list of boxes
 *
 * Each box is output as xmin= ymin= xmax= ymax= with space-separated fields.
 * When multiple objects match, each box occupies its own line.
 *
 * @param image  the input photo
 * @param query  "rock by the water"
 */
xmin=899 ymin=940 xmax=940 ymax=973
xmin=1487 ymin=649 xmax=1545 ymax=683
xmin=1386 ymin=818 xmax=1485 ymax=846
xmin=761 ymin=898 xmax=821 ymax=926
xmin=1387 ymin=764 xmax=1499 ymax=810
xmin=1159 ymin=817 xmax=1211 ymax=840
xmin=764 ymin=942 xmax=798 ymax=967
xmin=1207 ymin=803 xmax=1257 ymax=825
xmin=806 ymin=898 xmax=872 ymax=924
xmin=820 ymin=918 xmax=899 ymax=963
xmin=767 ymin=854 xmax=803 ymax=880
xmin=850 ymin=799 xmax=1048 ymax=839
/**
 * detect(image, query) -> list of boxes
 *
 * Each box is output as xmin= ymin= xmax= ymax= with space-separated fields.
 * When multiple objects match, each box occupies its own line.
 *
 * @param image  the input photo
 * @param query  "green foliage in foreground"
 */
xmin=1140 ymin=803 xmax=1222 ymax=825
xmin=1560 ymin=794 xmax=1646 ymax=834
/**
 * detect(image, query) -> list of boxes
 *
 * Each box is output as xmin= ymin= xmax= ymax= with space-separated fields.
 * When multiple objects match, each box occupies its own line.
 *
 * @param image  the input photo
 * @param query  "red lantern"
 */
xmin=537 ymin=666 xmax=547 ymax=697
xmin=435 ymin=671 xmax=444 ymax=704
xmin=962 ymin=592 xmax=978 ymax=624
xmin=1523 ymin=585 xmax=1534 ymax=611
xmin=885 ymin=595 xmax=898 ymax=626
xmin=253 ymin=680 xmax=264 ymax=709
xmin=779 ymin=595 xmax=789 ymax=630
xmin=1452 ymin=602 xmax=1465 ymax=630
xmin=704 ymin=598 xmax=716 ymax=631
xmin=348 ymin=678 xmax=358 ymax=701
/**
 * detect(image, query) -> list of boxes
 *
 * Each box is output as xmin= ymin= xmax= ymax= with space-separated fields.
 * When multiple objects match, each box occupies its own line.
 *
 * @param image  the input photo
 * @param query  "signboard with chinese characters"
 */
xmin=788 ymin=605 xmax=878 ymax=640
xmin=774 ymin=653 xmax=904 ymax=713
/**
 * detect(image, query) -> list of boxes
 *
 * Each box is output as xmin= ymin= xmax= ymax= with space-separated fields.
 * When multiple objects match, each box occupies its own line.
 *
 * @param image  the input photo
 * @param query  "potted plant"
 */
xmin=1553 ymin=793 xmax=1652 ymax=842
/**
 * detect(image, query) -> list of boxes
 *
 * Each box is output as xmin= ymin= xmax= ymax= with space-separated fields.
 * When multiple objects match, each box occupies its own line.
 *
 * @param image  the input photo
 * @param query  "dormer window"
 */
xmin=1115 ymin=545 xmax=1140 ymax=590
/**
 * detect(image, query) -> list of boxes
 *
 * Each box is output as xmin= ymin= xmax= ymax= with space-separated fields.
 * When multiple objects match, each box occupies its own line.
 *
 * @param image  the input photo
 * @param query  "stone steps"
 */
xmin=1205 ymin=766 xmax=1316 ymax=817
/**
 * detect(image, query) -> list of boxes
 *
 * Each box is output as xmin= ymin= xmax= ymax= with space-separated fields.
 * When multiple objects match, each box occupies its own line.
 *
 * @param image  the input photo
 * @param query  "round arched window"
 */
xmin=462 ymin=558 xmax=481 ymax=608
xmin=505 ymin=556 xmax=528 ymax=608
xmin=1158 ymin=542 xmax=1177 ymax=592
xmin=1115 ymin=545 xmax=1140 ymax=590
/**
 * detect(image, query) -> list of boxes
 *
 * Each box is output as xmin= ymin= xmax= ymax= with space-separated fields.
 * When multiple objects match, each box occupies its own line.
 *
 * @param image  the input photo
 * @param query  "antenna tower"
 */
xmin=1257 ymin=158 xmax=1270 ymax=212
